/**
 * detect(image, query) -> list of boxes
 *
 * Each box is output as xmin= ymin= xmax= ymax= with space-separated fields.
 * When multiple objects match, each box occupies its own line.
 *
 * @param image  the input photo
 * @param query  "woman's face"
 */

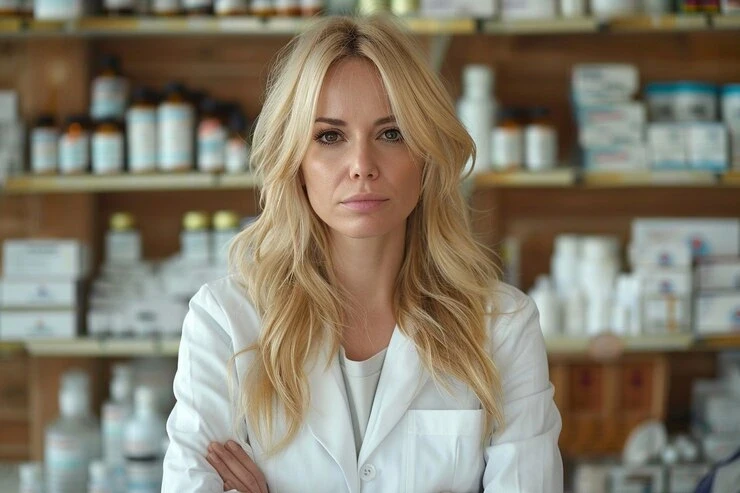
xmin=301 ymin=57 xmax=422 ymax=243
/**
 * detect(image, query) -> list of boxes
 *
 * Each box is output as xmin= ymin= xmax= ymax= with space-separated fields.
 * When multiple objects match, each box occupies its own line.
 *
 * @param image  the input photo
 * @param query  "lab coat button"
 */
xmin=360 ymin=464 xmax=376 ymax=481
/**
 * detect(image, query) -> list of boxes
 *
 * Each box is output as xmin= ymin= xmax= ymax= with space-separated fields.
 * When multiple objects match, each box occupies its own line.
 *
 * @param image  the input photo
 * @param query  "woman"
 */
xmin=162 ymin=15 xmax=562 ymax=493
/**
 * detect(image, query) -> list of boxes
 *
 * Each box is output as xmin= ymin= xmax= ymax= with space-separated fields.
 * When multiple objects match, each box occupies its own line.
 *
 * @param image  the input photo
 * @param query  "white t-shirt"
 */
xmin=339 ymin=347 xmax=387 ymax=456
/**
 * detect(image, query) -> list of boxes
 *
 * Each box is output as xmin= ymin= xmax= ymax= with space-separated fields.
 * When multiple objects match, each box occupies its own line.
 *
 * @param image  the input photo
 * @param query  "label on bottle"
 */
xmin=152 ymin=0 xmax=179 ymax=13
xmin=127 ymin=107 xmax=157 ymax=172
xmin=214 ymin=0 xmax=247 ymax=14
xmin=183 ymin=0 xmax=211 ymax=9
xmin=524 ymin=124 xmax=557 ymax=170
xmin=104 ymin=0 xmax=135 ymax=10
xmin=158 ymin=103 xmax=194 ymax=171
xmin=59 ymin=132 xmax=89 ymax=174
xmin=197 ymin=119 xmax=226 ymax=172
xmin=492 ymin=127 xmax=523 ymax=170
xmin=125 ymin=460 xmax=162 ymax=493
xmin=31 ymin=128 xmax=58 ymax=174
xmin=45 ymin=431 xmax=88 ymax=493
xmin=91 ymin=76 xmax=128 ymax=120
xmin=92 ymin=132 xmax=124 ymax=174
xmin=225 ymin=138 xmax=248 ymax=173
xmin=103 ymin=402 xmax=131 ymax=463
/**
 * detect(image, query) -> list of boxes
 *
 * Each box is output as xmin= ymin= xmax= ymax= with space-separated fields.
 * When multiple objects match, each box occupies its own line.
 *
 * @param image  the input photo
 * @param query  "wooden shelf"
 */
xmin=401 ymin=17 xmax=476 ymax=34
xmin=24 ymin=337 xmax=179 ymax=357
xmin=546 ymin=333 xmax=695 ymax=355
xmin=1 ymin=172 xmax=261 ymax=194
xmin=474 ymin=169 xmax=577 ymax=187
xmin=483 ymin=17 xmax=598 ymax=35
xmin=0 ymin=17 xmax=22 ymax=34
xmin=721 ymin=170 xmax=740 ymax=186
xmin=607 ymin=14 xmax=709 ymax=32
xmin=582 ymin=170 xmax=719 ymax=187
xmin=712 ymin=14 xmax=740 ymax=30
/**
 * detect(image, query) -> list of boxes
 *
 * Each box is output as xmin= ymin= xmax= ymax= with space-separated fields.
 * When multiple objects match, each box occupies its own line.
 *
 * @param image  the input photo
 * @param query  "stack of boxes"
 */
xmin=694 ymin=256 xmax=740 ymax=336
xmin=572 ymin=64 xmax=647 ymax=172
xmin=0 ymin=90 xmax=24 ymax=182
xmin=0 ymin=240 xmax=89 ymax=340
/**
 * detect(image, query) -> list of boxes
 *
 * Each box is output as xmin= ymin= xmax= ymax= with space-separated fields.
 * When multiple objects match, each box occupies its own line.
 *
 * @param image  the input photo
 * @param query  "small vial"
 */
xmin=31 ymin=115 xmax=59 ymax=175
xmin=127 ymin=86 xmax=159 ymax=173
xmin=158 ymin=82 xmax=195 ymax=172
xmin=59 ymin=115 xmax=91 ymax=175
xmin=180 ymin=211 xmax=211 ymax=264
xmin=225 ymin=108 xmax=250 ymax=174
xmin=524 ymin=107 xmax=558 ymax=171
xmin=105 ymin=213 xmax=142 ymax=265
xmin=491 ymin=107 xmax=524 ymax=170
xmin=92 ymin=118 xmax=124 ymax=175
xmin=250 ymin=0 xmax=275 ymax=16
xmin=390 ymin=0 xmax=416 ymax=15
xmin=151 ymin=0 xmax=181 ymax=15
xmin=214 ymin=0 xmax=247 ymax=15
xmin=212 ymin=210 xmax=240 ymax=265
xmin=104 ymin=0 xmax=135 ymax=15
xmin=90 ymin=54 xmax=129 ymax=121
xmin=197 ymin=97 xmax=226 ymax=173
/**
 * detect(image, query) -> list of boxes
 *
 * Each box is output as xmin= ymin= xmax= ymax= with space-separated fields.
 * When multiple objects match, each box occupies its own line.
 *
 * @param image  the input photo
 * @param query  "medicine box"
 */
xmin=685 ymin=122 xmax=728 ymax=172
xmin=420 ymin=0 xmax=496 ymax=18
xmin=643 ymin=296 xmax=690 ymax=333
xmin=2 ymin=239 xmax=90 ymax=279
xmin=637 ymin=268 xmax=692 ymax=296
xmin=647 ymin=123 xmax=687 ymax=170
xmin=629 ymin=240 xmax=692 ymax=268
xmin=583 ymin=145 xmax=647 ymax=171
xmin=695 ymin=292 xmax=740 ymax=335
xmin=572 ymin=64 xmax=639 ymax=105
xmin=0 ymin=310 xmax=78 ymax=340
xmin=696 ymin=257 xmax=740 ymax=291
xmin=631 ymin=219 xmax=740 ymax=259
xmin=0 ymin=279 xmax=78 ymax=308
xmin=578 ymin=103 xmax=646 ymax=148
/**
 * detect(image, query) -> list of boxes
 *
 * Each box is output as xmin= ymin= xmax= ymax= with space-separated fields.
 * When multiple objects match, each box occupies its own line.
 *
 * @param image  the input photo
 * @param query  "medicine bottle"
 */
xmin=181 ymin=211 xmax=211 ymax=264
xmin=225 ymin=108 xmax=250 ymax=173
xmin=152 ymin=0 xmax=181 ymax=15
xmin=197 ymin=97 xmax=226 ymax=173
xmin=212 ymin=210 xmax=240 ymax=266
xmin=31 ymin=115 xmax=59 ymax=175
xmin=59 ymin=115 xmax=90 ymax=175
xmin=491 ymin=108 xmax=524 ymax=170
xmin=275 ymin=0 xmax=300 ymax=15
xmin=106 ymin=212 xmax=142 ymax=265
xmin=251 ymin=0 xmax=275 ymax=16
xmin=92 ymin=119 xmax=124 ymax=175
xmin=301 ymin=0 xmax=323 ymax=15
xmin=524 ymin=107 xmax=558 ymax=171
xmin=214 ymin=0 xmax=247 ymax=15
xmin=123 ymin=387 xmax=167 ymax=493
xmin=90 ymin=54 xmax=129 ymax=121
xmin=158 ymin=82 xmax=194 ymax=172
xmin=183 ymin=0 xmax=213 ymax=15
xmin=103 ymin=0 xmax=134 ymax=15
xmin=127 ymin=86 xmax=159 ymax=173
xmin=390 ymin=0 xmax=416 ymax=15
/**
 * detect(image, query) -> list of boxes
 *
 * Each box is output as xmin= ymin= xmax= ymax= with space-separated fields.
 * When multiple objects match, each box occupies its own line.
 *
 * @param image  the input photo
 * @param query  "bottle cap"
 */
xmin=163 ymin=81 xmax=187 ymax=98
xmin=183 ymin=211 xmax=210 ymax=231
xmin=462 ymin=65 xmax=494 ymax=96
xmin=59 ymin=385 xmax=88 ymax=417
xmin=134 ymin=385 xmax=159 ymax=412
xmin=213 ymin=210 xmax=240 ymax=231
xmin=34 ymin=115 xmax=56 ymax=128
xmin=110 ymin=212 xmax=136 ymax=232
xmin=99 ymin=54 xmax=121 ymax=74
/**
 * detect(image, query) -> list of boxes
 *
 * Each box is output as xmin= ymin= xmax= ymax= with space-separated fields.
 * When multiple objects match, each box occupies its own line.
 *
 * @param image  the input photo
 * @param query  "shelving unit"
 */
xmin=23 ymin=337 xmax=179 ymax=357
xmin=581 ymin=170 xmax=720 ymax=187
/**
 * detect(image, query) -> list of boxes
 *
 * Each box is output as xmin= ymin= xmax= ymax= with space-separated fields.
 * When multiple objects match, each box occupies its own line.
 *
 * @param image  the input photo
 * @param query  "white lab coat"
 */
xmin=162 ymin=276 xmax=563 ymax=493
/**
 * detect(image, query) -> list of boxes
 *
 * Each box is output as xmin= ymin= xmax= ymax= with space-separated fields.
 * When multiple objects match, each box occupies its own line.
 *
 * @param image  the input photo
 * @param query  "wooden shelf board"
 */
xmin=712 ymin=14 xmax=740 ymax=30
xmin=474 ymin=168 xmax=576 ymax=187
xmin=24 ymin=337 xmax=179 ymax=357
xmin=483 ymin=17 xmax=598 ymax=34
xmin=607 ymin=14 xmax=709 ymax=32
xmin=721 ymin=170 xmax=740 ymax=186
xmin=546 ymin=333 xmax=695 ymax=355
xmin=217 ymin=172 xmax=261 ymax=189
xmin=2 ymin=173 xmax=219 ymax=193
xmin=403 ymin=17 xmax=476 ymax=34
xmin=582 ymin=170 xmax=719 ymax=187
xmin=0 ymin=17 xmax=22 ymax=33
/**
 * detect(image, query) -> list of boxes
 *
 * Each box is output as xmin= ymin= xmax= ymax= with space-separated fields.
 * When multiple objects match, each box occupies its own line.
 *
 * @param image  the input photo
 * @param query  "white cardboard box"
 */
xmin=578 ymin=103 xmax=646 ymax=148
xmin=648 ymin=123 xmax=687 ymax=170
xmin=572 ymin=64 xmax=639 ymax=104
xmin=0 ymin=310 xmax=78 ymax=339
xmin=583 ymin=144 xmax=647 ymax=171
xmin=632 ymin=219 xmax=740 ymax=259
xmin=420 ymin=0 xmax=496 ymax=18
xmin=629 ymin=240 xmax=692 ymax=268
xmin=637 ymin=268 xmax=692 ymax=296
xmin=2 ymin=239 xmax=90 ymax=279
xmin=0 ymin=279 xmax=78 ymax=308
xmin=696 ymin=257 xmax=740 ymax=291
xmin=686 ymin=122 xmax=729 ymax=172
xmin=695 ymin=292 xmax=740 ymax=335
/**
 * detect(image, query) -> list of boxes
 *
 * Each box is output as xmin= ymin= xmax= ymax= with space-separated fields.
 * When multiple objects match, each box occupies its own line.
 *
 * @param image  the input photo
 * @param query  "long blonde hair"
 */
xmin=229 ymin=15 xmax=503 ymax=454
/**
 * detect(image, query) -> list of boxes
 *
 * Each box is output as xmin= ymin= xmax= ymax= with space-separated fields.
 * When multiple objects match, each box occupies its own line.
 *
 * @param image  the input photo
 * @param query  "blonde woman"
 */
xmin=162 ymin=15 xmax=562 ymax=493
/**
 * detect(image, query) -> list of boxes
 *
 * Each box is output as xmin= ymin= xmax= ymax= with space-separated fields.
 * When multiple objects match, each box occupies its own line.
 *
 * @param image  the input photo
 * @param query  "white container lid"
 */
xmin=60 ymin=385 xmax=88 ymax=417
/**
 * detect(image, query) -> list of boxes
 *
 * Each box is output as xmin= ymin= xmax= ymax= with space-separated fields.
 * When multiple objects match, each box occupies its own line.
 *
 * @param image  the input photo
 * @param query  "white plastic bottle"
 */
xmin=457 ymin=65 xmax=496 ymax=175
xmin=18 ymin=462 xmax=44 ymax=493
xmin=45 ymin=378 xmax=100 ymax=493
xmin=529 ymin=275 xmax=561 ymax=337
xmin=88 ymin=460 xmax=113 ymax=493
xmin=124 ymin=386 xmax=167 ymax=493
xmin=102 ymin=363 xmax=134 ymax=493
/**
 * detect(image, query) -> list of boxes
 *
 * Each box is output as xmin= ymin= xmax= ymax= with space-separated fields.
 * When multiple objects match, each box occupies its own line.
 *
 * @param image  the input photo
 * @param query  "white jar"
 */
xmin=31 ymin=116 xmax=58 ymax=175
xmin=551 ymin=234 xmax=581 ymax=297
xmin=127 ymin=88 xmax=158 ymax=174
xmin=457 ymin=65 xmax=496 ymax=174
xmin=180 ymin=211 xmax=211 ymax=264
xmin=35 ymin=0 xmax=84 ymax=19
xmin=501 ymin=0 xmax=557 ymax=20
xmin=59 ymin=116 xmax=90 ymax=175
xmin=158 ymin=83 xmax=194 ymax=172
xmin=492 ymin=112 xmax=523 ymax=170
xmin=524 ymin=111 xmax=557 ymax=171
xmin=559 ymin=0 xmax=586 ymax=17
xmin=92 ymin=120 xmax=124 ymax=175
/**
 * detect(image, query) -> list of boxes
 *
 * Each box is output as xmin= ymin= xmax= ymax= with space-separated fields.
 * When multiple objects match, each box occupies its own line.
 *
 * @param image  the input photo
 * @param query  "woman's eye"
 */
xmin=382 ymin=129 xmax=402 ymax=141
xmin=317 ymin=131 xmax=340 ymax=144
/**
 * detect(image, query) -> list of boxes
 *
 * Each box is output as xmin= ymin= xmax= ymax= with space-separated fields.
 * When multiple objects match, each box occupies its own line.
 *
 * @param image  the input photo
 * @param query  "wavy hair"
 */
xmin=229 ymin=15 xmax=503 ymax=454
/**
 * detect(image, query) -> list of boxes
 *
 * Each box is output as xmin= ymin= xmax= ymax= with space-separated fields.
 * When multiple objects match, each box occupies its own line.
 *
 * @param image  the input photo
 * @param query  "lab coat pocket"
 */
xmin=404 ymin=409 xmax=486 ymax=493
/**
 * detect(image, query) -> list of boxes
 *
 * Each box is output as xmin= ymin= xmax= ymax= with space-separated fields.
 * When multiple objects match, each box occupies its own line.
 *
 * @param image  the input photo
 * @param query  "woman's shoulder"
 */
xmin=486 ymin=280 xmax=543 ymax=355
xmin=188 ymin=274 xmax=262 ymax=343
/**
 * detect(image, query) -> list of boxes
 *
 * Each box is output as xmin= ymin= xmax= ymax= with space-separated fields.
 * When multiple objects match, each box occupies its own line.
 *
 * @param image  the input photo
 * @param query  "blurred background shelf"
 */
xmin=1 ymin=173 xmax=262 ymax=193
xmin=607 ymin=14 xmax=710 ymax=32
xmin=474 ymin=169 xmax=577 ymax=187
xmin=545 ymin=333 xmax=695 ymax=355
xmin=581 ymin=170 xmax=720 ymax=187
xmin=482 ymin=17 xmax=599 ymax=34
xmin=23 ymin=338 xmax=179 ymax=357
xmin=712 ymin=14 xmax=740 ymax=29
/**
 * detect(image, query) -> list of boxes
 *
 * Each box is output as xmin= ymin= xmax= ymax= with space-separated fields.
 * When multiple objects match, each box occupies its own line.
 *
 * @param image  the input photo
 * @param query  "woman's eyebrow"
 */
xmin=314 ymin=115 xmax=396 ymax=126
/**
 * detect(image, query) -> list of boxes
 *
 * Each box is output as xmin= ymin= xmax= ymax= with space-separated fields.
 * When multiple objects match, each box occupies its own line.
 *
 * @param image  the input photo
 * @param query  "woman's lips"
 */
xmin=341 ymin=199 xmax=388 ymax=211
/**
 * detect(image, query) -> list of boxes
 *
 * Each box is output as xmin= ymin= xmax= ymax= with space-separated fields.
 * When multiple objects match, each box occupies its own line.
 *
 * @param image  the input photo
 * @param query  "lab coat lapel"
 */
xmin=358 ymin=326 xmax=429 ymax=466
xmin=306 ymin=346 xmax=359 ymax=493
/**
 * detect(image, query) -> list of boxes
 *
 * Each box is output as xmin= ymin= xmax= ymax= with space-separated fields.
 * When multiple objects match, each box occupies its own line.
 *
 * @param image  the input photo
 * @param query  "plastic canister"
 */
xmin=673 ymin=81 xmax=718 ymax=122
